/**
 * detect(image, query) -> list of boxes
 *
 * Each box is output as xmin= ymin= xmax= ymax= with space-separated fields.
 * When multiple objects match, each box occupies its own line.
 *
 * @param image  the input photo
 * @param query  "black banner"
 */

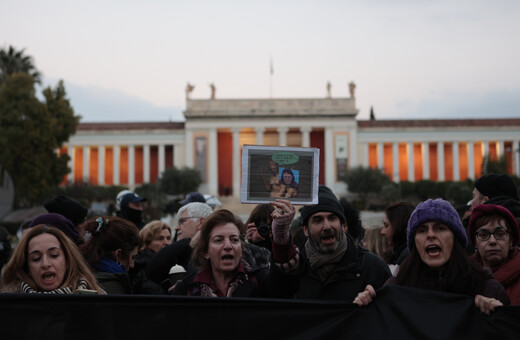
xmin=0 ymin=285 xmax=518 ymax=339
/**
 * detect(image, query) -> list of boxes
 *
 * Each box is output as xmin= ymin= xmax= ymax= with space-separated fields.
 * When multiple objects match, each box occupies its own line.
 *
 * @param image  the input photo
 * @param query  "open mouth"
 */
xmin=321 ymin=235 xmax=336 ymax=244
xmin=426 ymin=245 xmax=441 ymax=257
xmin=221 ymin=254 xmax=234 ymax=261
xmin=42 ymin=272 xmax=56 ymax=283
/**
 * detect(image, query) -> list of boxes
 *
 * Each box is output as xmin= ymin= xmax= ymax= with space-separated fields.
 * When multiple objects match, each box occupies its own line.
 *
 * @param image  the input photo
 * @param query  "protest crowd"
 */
xmin=0 ymin=173 xmax=519 ymax=338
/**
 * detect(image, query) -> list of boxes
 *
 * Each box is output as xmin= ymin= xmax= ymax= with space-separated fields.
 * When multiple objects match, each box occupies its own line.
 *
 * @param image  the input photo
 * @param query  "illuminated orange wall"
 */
xmin=413 ymin=143 xmax=422 ymax=180
xmin=368 ymin=144 xmax=377 ymax=169
xmin=444 ymin=144 xmax=453 ymax=181
xmin=165 ymin=146 xmax=173 ymax=169
xmin=105 ymin=147 xmax=113 ymax=185
xmin=459 ymin=143 xmax=468 ymax=180
xmin=150 ymin=146 xmax=158 ymax=183
xmin=429 ymin=144 xmax=438 ymax=181
xmin=74 ymin=147 xmax=83 ymax=183
xmin=89 ymin=147 xmax=98 ymax=185
xmin=135 ymin=147 xmax=143 ymax=184
xmin=399 ymin=144 xmax=408 ymax=181
xmin=474 ymin=142 xmax=483 ymax=178
xmin=120 ymin=147 xmax=128 ymax=184
xmin=383 ymin=143 xmax=393 ymax=179
xmin=60 ymin=147 xmax=68 ymax=185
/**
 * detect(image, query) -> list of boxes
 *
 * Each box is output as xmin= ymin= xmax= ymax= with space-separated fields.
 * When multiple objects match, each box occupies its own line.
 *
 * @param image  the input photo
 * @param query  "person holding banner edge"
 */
xmin=354 ymin=198 xmax=509 ymax=315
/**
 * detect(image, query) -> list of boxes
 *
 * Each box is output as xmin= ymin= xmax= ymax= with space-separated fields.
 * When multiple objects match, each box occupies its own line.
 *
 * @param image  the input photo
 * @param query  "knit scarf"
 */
xmin=305 ymin=232 xmax=348 ymax=283
xmin=20 ymin=278 xmax=89 ymax=294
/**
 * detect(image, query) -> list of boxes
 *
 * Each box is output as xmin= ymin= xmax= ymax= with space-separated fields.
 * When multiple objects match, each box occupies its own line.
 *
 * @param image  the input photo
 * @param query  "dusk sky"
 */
xmin=2 ymin=0 xmax=519 ymax=122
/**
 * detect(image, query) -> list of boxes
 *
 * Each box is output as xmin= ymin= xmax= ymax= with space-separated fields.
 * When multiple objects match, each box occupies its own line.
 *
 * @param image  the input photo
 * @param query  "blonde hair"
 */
xmin=1 ymin=225 xmax=101 ymax=293
xmin=139 ymin=220 xmax=171 ymax=252
xmin=363 ymin=225 xmax=387 ymax=260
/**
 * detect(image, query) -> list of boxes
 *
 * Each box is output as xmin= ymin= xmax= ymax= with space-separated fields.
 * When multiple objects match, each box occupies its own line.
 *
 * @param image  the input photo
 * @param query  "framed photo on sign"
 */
xmin=241 ymin=145 xmax=320 ymax=205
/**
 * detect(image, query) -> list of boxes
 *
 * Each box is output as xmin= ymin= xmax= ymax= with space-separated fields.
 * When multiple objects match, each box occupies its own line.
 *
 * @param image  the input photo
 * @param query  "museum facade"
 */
xmin=63 ymin=95 xmax=520 ymax=197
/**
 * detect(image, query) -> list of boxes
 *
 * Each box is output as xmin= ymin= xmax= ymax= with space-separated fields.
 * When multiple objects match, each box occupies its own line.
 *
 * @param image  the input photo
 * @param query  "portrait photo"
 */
xmin=241 ymin=145 xmax=319 ymax=204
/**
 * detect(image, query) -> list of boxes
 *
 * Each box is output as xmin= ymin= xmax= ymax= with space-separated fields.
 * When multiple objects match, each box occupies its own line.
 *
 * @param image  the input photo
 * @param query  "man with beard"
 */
xmin=268 ymin=185 xmax=391 ymax=301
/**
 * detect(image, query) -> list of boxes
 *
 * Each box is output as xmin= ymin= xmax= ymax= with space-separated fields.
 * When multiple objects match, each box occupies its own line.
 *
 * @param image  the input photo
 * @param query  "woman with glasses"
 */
xmin=469 ymin=204 xmax=520 ymax=305
xmin=354 ymin=199 xmax=510 ymax=314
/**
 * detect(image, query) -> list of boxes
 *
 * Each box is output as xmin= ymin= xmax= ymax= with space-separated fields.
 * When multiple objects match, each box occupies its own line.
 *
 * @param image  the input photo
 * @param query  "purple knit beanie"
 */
xmin=407 ymin=198 xmax=468 ymax=250
xmin=30 ymin=213 xmax=80 ymax=244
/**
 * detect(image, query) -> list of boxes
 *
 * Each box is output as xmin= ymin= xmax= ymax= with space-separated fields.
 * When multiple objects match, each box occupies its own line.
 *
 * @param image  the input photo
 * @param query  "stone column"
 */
xmin=98 ymin=146 xmax=105 ymax=185
xmin=377 ymin=142 xmax=384 ymax=169
xmin=437 ymin=142 xmax=445 ymax=181
xmin=408 ymin=142 xmax=414 ymax=182
xmin=143 ymin=145 xmax=150 ymax=183
xmin=67 ymin=144 xmax=74 ymax=184
xmin=453 ymin=142 xmax=460 ymax=181
xmin=232 ymin=128 xmax=241 ymax=198
xmin=255 ymin=127 xmax=265 ymax=145
xmin=467 ymin=142 xmax=475 ymax=180
xmin=129 ymin=145 xmax=135 ymax=188
xmin=499 ymin=140 xmax=505 ymax=158
xmin=349 ymin=128 xmax=358 ymax=168
xmin=483 ymin=141 xmax=490 ymax=158
xmin=277 ymin=127 xmax=288 ymax=146
xmin=158 ymin=144 xmax=165 ymax=177
xmin=113 ymin=145 xmax=120 ymax=185
xmin=325 ymin=128 xmax=334 ymax=187
xmin=363 ymin=143 xmax=369 ymax=168
xmin=423 ymin=142 xmax=430 ymax=180
xmin=174 ymin=144 xmax=182 ymax=168
xmin=209 ymin=129 xmax=218 ymax=195
xmin=301 ymin=127 xmax=311 ymax=147
xmin=83 ymin=146 xmax=89 ymax=183
xmin=185 ymin=128 xmax=194 ymax=167
xmin=392 ymin=142 xmax=399 ymax=182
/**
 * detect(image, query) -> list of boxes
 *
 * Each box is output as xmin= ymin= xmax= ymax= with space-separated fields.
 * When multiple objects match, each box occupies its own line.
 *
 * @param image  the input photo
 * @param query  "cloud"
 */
xmin=38 ymin=78 xmax=185 ymax=122
xmin=393 ymin=89 xmax=520 ymax=119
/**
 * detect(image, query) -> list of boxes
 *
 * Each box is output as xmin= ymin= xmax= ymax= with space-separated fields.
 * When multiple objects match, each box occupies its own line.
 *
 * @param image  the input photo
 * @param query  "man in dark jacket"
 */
xmin=269 ymin=185 xmax=391 ymax=301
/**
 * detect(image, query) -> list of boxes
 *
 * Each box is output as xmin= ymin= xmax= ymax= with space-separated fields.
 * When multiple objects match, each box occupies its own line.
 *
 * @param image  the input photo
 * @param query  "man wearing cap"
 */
xmin=269 ymin=185 xmax=391 ymax=301
xmin=179 ymin=192 xmax=206 ymax=206
xmin=118 ymin=192 xmax=147 ymax=229
xmin=470 ymin=174 xmax=519 ymax=211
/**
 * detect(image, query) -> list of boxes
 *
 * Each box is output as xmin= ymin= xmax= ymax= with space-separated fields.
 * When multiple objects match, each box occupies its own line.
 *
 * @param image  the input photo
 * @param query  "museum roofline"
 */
xmin=357 ymin=118 xmax=520 ymax=128
xmin=77 ymin=122 xmax=185 ymax=131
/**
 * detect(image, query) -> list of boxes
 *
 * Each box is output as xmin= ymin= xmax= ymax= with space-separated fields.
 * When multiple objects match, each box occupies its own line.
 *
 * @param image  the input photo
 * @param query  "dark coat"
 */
xmin=269 ymin=234 xmax=392 ymax=301
xmin=171 ymin=262 xmax=269 ymax=298
xmin=129 ymin=249 xmax=166 ymax=295
xmin=95 ymin=271 xmax=133 ymax=294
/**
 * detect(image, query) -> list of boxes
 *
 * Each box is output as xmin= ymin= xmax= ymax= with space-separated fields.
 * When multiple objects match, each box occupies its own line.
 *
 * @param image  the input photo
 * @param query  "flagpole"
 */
xmin=269 ymin=56 xmax=273 ymax=99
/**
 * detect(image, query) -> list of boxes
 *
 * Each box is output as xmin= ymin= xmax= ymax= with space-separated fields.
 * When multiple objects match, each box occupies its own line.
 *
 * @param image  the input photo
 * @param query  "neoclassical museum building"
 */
xmin=63 ymin=92 xmax=520 ymax=198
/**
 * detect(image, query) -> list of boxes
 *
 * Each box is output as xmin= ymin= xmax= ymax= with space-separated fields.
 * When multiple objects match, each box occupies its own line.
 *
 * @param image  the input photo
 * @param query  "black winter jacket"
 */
xmin=269 ymin=234 xmax=391 ymax=301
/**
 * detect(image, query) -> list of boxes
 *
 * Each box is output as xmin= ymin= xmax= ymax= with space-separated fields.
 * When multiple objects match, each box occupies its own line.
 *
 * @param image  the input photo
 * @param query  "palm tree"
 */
xmin=0 ymin=45 xmax=41 ymax=84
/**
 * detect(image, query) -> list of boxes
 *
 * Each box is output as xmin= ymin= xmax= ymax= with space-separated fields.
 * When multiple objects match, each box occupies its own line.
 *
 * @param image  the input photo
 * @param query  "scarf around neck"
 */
xmin=94 ymin=257 xmax=127 ymax=274
xmin=21 ymin=278 xmax=89 ymax=294
xmin=305 ymin=231 xmax=348 ymax=283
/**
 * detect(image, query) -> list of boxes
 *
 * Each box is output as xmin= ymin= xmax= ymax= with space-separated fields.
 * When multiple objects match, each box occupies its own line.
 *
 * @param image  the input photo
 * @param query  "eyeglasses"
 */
xmin=475 ymin=227 xmax=510 ymax=241
xmin=178 ymin=216 xmax=198 ymax=225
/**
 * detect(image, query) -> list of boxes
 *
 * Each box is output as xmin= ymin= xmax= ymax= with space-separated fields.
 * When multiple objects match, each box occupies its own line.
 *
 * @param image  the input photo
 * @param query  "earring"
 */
xmin=116 ymin=260 xmax=122 ymax=266
xmin=474 ymin=247 xmax=478 ymax=253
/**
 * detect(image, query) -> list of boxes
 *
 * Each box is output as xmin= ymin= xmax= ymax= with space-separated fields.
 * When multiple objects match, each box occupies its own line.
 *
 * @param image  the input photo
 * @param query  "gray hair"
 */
xmin=178 ymin=202 xmax=213 ymax=219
